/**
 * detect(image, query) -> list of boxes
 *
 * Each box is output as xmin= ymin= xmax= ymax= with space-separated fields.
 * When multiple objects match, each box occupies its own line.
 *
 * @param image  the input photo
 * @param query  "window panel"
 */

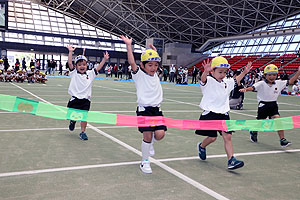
xmin=25 ymin=24 xmax=34 ymax=29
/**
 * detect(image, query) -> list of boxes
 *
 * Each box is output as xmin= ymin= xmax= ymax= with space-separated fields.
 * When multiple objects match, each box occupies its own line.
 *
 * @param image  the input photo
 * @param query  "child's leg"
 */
xmin=150 ymin=130 xmax=165 ymax=156
xmin=271 ymin=115 xmax=284 ymax=139
xmin=141 ymin=131 xmax=152 ymax=161
xmin=272 ymin=115 xmax=291 ymax=147
xmin=221 ymin=132 xmax=233 ymax=160
xmin=80 ymin=121 xmax=87 ymax=133
xmin=201 ymin=136 xmax=217 ymax=148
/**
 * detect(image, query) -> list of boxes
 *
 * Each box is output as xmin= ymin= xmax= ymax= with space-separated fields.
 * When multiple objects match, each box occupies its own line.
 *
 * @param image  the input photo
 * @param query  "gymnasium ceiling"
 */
xmin=39 ymin=0 xmax=300 ymax=51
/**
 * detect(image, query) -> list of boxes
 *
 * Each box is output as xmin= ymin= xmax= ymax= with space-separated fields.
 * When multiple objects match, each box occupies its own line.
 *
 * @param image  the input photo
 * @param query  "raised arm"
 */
xmin=66 ymin=45 xmax=75 ymax=70
xmin=236 ymin=61 xmax=252 ymax=83
xmin=95 ymin=51 xmax=109 ymax=72
xmin=288 ymin=66 xmax=300 ymax=85
xmin=200 ymin=59 xmax=212 ymax=83
xmin=239 ymin=86 xmax=254 ymax=93
xmin=120 ymin=35 xmax=138 ymax=72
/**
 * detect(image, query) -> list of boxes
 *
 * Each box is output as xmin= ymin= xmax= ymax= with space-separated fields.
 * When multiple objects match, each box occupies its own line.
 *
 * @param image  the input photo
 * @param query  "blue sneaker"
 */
xmin=228 ymin=156 xmax=244 ymax=170
xmin=79 ymin=132 xmax=88 ymax=140
xmin=280 ymin=138 xmax=291 ymax=147
xmin=69 ymin=121 xmax=76 ymax=131
xmin=197 ymin=142 xmax=206 ymax=160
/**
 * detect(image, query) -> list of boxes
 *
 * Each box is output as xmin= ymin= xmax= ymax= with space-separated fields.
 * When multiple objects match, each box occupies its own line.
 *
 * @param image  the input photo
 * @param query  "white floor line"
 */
xmin=11 ymin=84 xmax=230 ymax=200
xmin=1 ymin=149 xmax=299 ymax=178
xmin=0 ymin=161 xmax=141 ymax=178
xmin=11 ymin=83 xmax=53 ymax=105
xmin=157 ymin=149 xmax=300 ymax=162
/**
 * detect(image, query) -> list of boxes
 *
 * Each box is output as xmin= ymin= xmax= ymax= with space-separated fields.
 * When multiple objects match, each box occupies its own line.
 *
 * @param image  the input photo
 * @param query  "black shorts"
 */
xmin=257 ymin=101 xmax=279 ymax=120
xmin=67 ymin=97 xmax=91 ymax=111
xmin=136 ymin=106 xmax=167 ymax=133
xmin=195 ymin=111 xmax=232 ymax=137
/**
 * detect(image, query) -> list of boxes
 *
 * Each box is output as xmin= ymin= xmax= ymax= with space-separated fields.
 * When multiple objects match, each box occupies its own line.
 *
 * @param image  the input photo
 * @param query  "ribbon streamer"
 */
xmin=0 ymin=94 xmax=299 ymax=131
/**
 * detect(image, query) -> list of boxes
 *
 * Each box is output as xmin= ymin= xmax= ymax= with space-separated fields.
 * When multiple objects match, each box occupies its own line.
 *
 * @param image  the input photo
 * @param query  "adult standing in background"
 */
xmin=191 ymin=65 xmax=198 ymax=84
xmin=169 ymin=64 xmax=176 ymax=82
xmin=118 ymin=64 xmax=123 ymax=79
xmin=113 ymin=64 xmax=118 ymax=77
xmin=104 ymin=64 xmax=109 ymax=77
xmin=163 ymin=67 xmax=168 ymax=81
xmin=22 ymin=58 xmax=26 ymax=70
xmin=15 ymin=58 xmax=20 ymax=72
xmin=30 ymin=59 xmax=35 ymax=68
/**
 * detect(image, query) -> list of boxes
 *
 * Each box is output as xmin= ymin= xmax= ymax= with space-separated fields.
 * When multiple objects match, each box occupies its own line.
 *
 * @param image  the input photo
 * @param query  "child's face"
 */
xmin=75 ymin=60 xmax=88 ymax=74
xmin=265 ymin=73 xmax=277 ymax=83
xmin=211 ymin=68 xmax=228 ymax=81
xmin=141 ymin=61 xmax=159 ymax=76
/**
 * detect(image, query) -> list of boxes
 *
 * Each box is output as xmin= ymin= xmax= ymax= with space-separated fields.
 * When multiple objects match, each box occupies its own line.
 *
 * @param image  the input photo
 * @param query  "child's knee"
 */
xmin=154 ymin=130 xmax=165 ymax=141
xmin=222 ymin=132 xmax=232 ymax=140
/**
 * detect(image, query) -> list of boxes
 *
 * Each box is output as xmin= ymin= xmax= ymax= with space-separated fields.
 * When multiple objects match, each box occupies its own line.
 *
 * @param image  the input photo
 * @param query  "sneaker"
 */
xmin=250 ymin=131 xmax=258 ymax=143
xmin=79 ymin=132 xmax=88 ymax=140
xmin=280 ymin=138 xmax=292 ymax=147
xmin=140 ymin=159 xmax=152 ymax=174
xmin=197 ymin=142 xmax=206 ymax=160
xmin=228 ymin=156 xmax=244 ymax=170
xmin=149 ymin=143 xmax=155 ymax=156
xmin=69 ymin=120 xmax=76 ymax=131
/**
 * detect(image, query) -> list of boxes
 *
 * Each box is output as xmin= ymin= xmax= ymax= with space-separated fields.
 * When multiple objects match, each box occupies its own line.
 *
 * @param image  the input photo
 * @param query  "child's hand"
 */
xmin=149 ymin=44 xmax=157 ymax=51
xmin=120 ymin=35 xmax=132 ymax=45
xmin=239 ymin=88 xmax=246 ymax=93
xmin=67 ymin=45 xmax=75 ymax=52
xmin=244 ymin=61 xmax=253 ymax=74
xmin=202 ymin=59 xmax=212 ymax=72
xmin=103 ymin=51 xmax=109 ymax=60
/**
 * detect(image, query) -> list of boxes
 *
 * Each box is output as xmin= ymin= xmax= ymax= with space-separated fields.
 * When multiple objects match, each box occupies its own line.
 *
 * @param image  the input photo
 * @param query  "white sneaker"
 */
xmin=150 ymin=143 xmax=155 ymax=156
xmin=140 ymin=160 xmax=152 ymax=174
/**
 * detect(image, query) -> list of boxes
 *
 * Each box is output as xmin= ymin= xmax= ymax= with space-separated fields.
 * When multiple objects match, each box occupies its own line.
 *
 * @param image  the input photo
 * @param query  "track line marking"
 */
xmin=1 ymin=149 xmax=299 ymax=178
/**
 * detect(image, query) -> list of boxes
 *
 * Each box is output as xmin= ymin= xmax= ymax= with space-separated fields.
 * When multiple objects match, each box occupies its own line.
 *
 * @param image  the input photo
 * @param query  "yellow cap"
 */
xmin=141 ymin=49 xmax=161 ymax=62
xmin=17 ymin=70 xmax=21 ymax=73
xmin=0 ymin=59 xmax=3 ymax=62
xmin=0 ymin=70 xmax=2 ymax=73
xmin=211 ymin=56 xmax=230 ymax=69
xmin=31 ymin=66 xmax=35 ymax=69
xmin=264 ymin=64 xmax=278 ymax=74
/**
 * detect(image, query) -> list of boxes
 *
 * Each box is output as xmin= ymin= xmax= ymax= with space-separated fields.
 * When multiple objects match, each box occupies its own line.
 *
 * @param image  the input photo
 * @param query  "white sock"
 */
xmin=141 ymin=140 xmax=151 ymax=161
xmin=150 ymin=133 xmax=155 ymax=156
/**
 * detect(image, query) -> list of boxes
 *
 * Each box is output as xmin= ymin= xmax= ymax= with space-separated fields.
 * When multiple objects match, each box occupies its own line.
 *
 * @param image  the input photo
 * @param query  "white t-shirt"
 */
xmin=200 ymin=76 xmax=235 ymax=114
xmin=68 ymin=68 xmax=98 ymax=99
xmin=132 ymin=67 xmax=163 ymax=107
xmin=170 ymin=66 xmax=176 ymax=73
xmin=253 ymin=80 xmax=288 ymax=102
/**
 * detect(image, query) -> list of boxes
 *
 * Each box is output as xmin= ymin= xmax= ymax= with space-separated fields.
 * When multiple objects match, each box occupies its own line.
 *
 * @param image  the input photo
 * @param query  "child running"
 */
xmin=196 ymin=56 xmax=252 ymax=170
xmin=121 ymin=35 xmax=167 ymax=174
xmin=66 ymin=45 xmax=109 ymax=140
xmin=240 ymin=64 xmax=300 ymax=147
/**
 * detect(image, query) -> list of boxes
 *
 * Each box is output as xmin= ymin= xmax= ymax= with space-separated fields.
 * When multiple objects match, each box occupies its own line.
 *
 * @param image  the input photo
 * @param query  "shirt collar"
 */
xmin=264 ymin=79 xmax=276 ymax=85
